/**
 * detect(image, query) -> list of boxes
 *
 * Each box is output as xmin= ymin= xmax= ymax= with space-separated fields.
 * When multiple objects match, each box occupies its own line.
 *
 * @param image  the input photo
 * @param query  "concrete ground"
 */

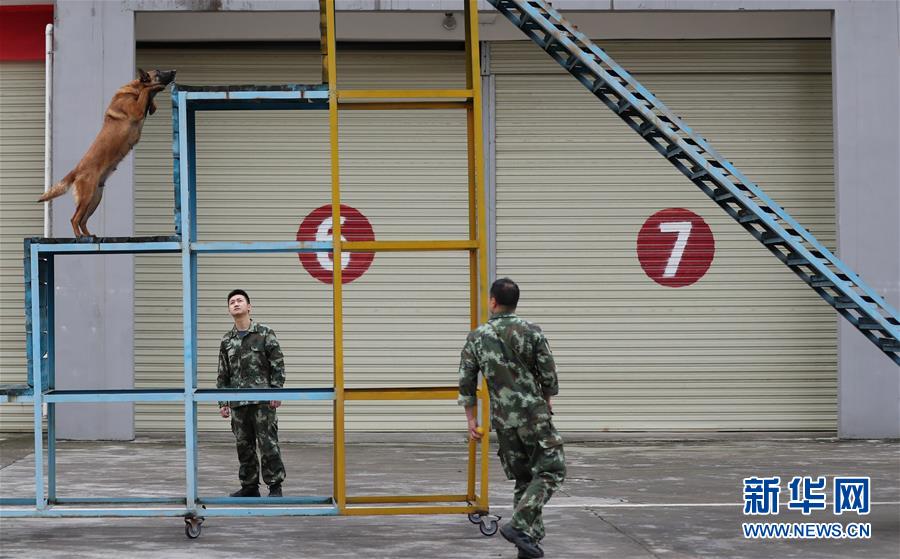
xmin=0 ymin=432 xmax=898 ymax=558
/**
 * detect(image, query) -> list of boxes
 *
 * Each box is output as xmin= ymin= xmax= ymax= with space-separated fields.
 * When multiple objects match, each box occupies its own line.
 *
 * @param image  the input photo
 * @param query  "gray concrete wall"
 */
xmin=832 ymin=0 xmax=900 ymax=438
xmin=51 ymin=1 xmax=136 ymax=439
xmin=133 ymin=10 xmax=832 ymax=41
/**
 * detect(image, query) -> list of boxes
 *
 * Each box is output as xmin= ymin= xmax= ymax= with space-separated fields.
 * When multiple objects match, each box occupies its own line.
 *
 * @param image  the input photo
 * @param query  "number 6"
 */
xmin=316 ymin=216 xmax=350 ymax=271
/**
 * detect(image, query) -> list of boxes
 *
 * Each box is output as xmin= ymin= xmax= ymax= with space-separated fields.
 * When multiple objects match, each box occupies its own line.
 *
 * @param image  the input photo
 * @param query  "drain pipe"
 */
xmin=43 ymin=23 xmax=53 ymax=238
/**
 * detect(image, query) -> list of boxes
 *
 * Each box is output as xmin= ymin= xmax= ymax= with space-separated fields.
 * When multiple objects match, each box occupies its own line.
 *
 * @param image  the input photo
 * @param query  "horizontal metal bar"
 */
xmin=338 ymin=101 xmax=470 ymax=110
xmin=0 ymin=506 xmax=340 ymax=518
xmin=27 ymin=240 xmax=481 ymax=255
xmin=343 ymin=505 xmax=478 ymax=516
xmin=52 ymin=497 xmax=185 ymax=505
xmin=185 ymin=90 xmax=328 ymax=101
xmin=200 ymin=496 xmax=333 ymax=506
xmin=36 ymin=242 xmax=181 ymax=254
xmin=193 ymin=388 xmax=335 ymax=401
xmin=37 ymin=389 xmax=337 ymax=403
xmin=337 ymin=89 xmax=473 ymax=100
xmin=341 ymin=240 xmax=478 ymax=252
xmin=346 ymin=494 xmax=468 ymax=504
xmin=43 ymin=389 xmax=184 ymax=403
xmin=200 ymin=506 xmax=339 ymax=517
xmin=0 ymin=498 xmax=35 ymax=506
xmin=187 ymin=90 xmax=298 ymax=100
xmin=192 ymin=241 xmax=332 ymax=254
xmin=185 ymin=101 xmax=329 ymax=112
xmin=345 ymin=387 xmax=458 ymax=401
xmin=0 ymin=507 xmax=190 ymax=518
xmin=232 ymin=90 xmax=328 ymax=100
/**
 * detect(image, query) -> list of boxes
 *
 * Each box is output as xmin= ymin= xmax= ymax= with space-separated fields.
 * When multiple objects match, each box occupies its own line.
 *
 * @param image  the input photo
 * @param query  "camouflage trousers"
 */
xmin=496 ymin=420 xmax=566 ymax=542
xmin=230 ymin=404 xmax=286 ymax=487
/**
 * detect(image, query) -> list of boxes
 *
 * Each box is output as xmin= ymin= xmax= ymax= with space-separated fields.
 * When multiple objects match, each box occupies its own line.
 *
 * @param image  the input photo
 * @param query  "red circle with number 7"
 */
xmin=637 ymin=208 xmax=715 ymax=287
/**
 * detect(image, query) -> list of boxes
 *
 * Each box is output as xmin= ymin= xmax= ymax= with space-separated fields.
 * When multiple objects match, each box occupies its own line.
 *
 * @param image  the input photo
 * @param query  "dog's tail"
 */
xmin=37 ymin=171 xmax=75 ymax=203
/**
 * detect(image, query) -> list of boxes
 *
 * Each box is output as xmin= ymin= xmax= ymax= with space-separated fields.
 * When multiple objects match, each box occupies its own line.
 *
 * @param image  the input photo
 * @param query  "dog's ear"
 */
xmin=138 ymin=68 xmax=151 ymax=83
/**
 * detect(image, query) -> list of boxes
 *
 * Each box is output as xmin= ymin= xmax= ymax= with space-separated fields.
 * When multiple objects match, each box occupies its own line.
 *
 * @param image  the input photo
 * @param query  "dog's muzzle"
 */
xmin=157 ymin=69 xmax=176 ymax=85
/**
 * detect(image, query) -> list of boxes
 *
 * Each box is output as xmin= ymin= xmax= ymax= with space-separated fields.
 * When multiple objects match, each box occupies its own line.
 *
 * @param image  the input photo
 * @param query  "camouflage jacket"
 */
xmin=217 ymin=321 xmax=285 ymax=408
xmin=458 ymin=312 xmax=558 ymax=430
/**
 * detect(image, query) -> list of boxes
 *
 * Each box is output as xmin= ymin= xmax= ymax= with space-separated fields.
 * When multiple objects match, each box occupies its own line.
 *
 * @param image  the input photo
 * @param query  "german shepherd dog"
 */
xmin=38 ymin=68 xmax=176 ymax=237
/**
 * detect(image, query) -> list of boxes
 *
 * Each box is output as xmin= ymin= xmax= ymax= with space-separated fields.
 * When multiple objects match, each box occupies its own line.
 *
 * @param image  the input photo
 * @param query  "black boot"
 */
xmin=268 ymin=483 xmax=283 ymax=497
xmin=230 ymin=485 xmax=260 ymax=497
xmin=501 ymin=523 xmax=544 ymax=559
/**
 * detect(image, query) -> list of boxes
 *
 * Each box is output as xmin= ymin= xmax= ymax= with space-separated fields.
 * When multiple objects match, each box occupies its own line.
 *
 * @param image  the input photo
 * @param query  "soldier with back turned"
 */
xmin=458 ymin=278 xmax=566 ymax=559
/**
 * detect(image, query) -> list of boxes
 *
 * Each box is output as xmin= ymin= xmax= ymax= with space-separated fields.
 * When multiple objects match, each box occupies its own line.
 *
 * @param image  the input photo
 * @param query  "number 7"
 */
xmin=659 ymin=221 xmax=693 ymax=278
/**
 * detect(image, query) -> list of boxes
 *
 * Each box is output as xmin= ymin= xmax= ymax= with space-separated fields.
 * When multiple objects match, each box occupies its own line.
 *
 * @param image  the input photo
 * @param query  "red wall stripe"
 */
xmin=0 ymin=5 xmax=54 ymax=62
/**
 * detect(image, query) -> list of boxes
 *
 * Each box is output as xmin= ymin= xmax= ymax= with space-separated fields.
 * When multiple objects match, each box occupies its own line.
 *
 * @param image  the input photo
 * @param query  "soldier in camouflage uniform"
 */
xmin=459 ymin=278 xmax=565 ymax=559
xmin=218 ymin=289 xmax=287 ymax=498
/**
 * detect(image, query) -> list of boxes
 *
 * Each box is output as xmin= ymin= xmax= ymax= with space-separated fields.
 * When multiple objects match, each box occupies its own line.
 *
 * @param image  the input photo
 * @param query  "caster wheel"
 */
xmin=468 ymin=512 xmax=481 ymax=524
xmin=185 ymin=518 xmax=203 ymax=539
xmin=479 ymin=519 xmax=499 ymax=537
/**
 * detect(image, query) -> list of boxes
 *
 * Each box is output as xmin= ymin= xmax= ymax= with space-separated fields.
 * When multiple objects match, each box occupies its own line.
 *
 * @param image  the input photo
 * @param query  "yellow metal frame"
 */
xmin=337 ymin=89 xmax=474 ymax=100
xmin=322 ymin=0 xmax=491 ymax=517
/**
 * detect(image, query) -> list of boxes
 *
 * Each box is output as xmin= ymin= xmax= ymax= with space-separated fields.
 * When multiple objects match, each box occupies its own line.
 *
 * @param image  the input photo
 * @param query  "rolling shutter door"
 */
xmin=0 ymin=62 xmax=44 ymax=431
xmin=492 ymin=40 xmax=836 ymax=430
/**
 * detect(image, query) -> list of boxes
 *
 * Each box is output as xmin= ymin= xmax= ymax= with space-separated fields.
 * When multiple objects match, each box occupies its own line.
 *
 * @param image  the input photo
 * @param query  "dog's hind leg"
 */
xmin=78 ymin=185 xmax=104 ymax=238
xmin=70 ymin=198 xmax=89 ymax=238
xmin=69 ymin=177 xmax=96 ymax=237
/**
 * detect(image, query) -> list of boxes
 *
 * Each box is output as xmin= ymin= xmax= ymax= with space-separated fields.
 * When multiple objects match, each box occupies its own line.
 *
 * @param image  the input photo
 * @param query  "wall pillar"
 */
xmin=52 ymin=0 xmax=136 ymax=439
xmin=833 ymin=0 xmax=900 ymax=438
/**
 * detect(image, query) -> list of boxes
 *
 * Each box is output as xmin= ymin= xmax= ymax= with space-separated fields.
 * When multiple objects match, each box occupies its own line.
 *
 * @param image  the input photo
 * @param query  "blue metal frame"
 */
xmin=42 ymin=389 xmax=185 ymax=403
xmin=29 ymin=241 xmax=43 ymax=511
xmin=193 ymin=241 xmax=332 ymax=253
xmin=179 ymin=88 xmax=199 ymax=513
xmin=1 ymin=506 xmax=339 ymax=518
xmin=2 ymin=85 xmax=337 ymax=521
xmin=45 ymin=254 xmax=55 ymax=503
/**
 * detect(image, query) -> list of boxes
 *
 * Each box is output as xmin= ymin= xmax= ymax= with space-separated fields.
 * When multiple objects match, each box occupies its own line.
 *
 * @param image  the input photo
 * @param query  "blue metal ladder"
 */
xmin=487 ymin=0 xmax=900 ymax=365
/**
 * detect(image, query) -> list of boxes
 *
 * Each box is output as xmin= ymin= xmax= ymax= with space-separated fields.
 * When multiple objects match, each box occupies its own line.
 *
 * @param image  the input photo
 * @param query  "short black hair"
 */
xmin=227 ymin=289 xmax=250 ymax=304
xmin=490 ymin=278 xmax=519 ymax=309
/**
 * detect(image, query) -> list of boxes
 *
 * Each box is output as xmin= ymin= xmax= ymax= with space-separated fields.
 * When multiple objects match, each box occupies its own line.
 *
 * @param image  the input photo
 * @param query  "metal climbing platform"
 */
xmin=486 ymin=0 xmax=900 ymax=365
xmin=1 ymin=0 xmax=499 ymax=537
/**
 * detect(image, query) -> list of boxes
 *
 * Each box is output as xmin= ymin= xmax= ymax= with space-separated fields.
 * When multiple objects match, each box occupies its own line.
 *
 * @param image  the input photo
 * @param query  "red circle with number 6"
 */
xmin=296 ymin=204 xmax=375 ymax=284
xmin=637 ymin=208 xmax=714 ymax=287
